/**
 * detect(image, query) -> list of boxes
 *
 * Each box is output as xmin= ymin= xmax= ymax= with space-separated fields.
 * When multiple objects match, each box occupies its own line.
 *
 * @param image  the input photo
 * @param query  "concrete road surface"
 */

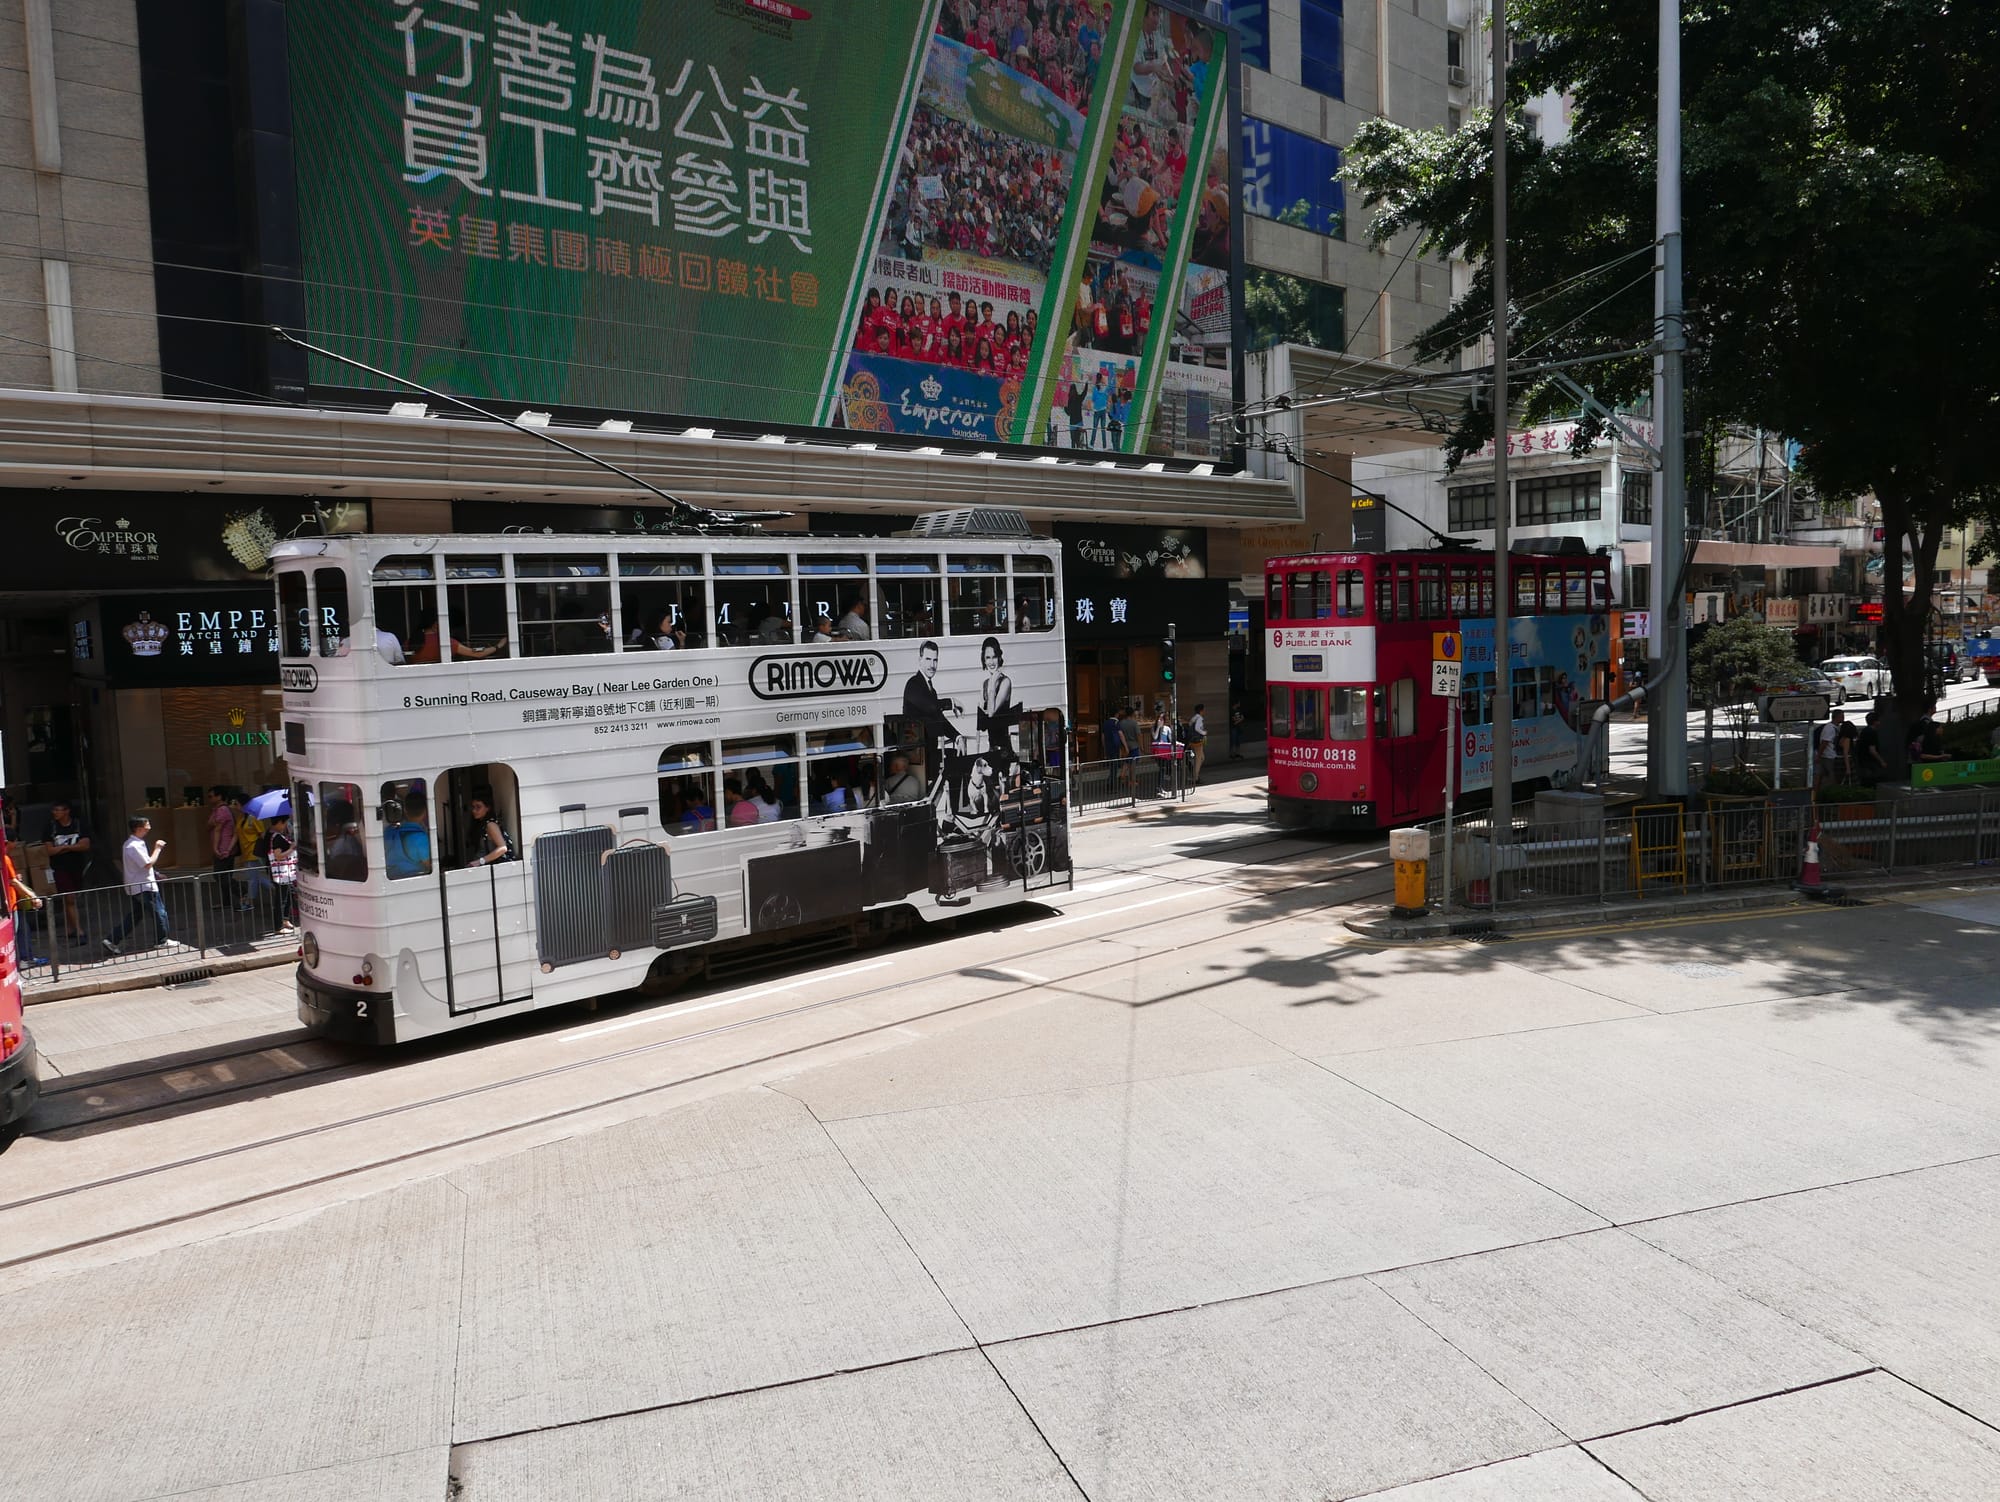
xmin=2 ymin=796 xmax=1997 ymax=1501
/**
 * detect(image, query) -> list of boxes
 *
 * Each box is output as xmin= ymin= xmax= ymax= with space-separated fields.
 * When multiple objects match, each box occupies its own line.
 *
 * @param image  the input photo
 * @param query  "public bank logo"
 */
xmin=750 ymin=651 xmax=887 ymax=700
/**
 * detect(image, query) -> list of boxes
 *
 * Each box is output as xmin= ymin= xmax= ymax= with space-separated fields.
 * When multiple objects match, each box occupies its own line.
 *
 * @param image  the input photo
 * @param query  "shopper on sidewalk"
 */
xmin=104 ymin=815 xmax=172 ymax=955
xmin=206 ymin=786 xmax=238 ymax=904
xmin=261 ymin=813 xmax=298 ymax=932
xmin=4 ymin=840 xmax=45 ymax=968
xmin=40 ymin=798 xmax=93 ymax=944
xmin=1187 ymin=703 xmax=1208 ymax=785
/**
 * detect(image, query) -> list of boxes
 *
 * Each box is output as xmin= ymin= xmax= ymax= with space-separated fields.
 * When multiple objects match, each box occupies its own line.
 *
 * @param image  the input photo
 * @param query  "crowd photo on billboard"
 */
xmin=935 ymin=0 xmax=1113 ymax=115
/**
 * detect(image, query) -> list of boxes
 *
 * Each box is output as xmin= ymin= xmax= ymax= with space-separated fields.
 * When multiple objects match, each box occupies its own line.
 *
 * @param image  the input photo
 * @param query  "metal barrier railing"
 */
xmin=1071 ymin=751 xmax=1190 ymax=813
xmin=1422 ymin=789 xmax=2000 ymax=912
xmin=15 ymin=866 xmax=298 ymax=989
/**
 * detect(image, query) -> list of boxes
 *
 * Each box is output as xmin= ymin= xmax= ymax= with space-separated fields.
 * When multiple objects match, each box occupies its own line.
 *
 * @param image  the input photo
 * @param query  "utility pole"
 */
xmin=1645 ymin=0 xmax=1688 ymax=795
xmin=1490 ymin=0 xmax=1514 ymax=830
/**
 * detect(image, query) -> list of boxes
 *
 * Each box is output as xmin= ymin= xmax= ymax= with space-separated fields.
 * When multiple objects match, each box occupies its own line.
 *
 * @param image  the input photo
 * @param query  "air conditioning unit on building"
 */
xmin=1448 ymin=65 xmax=1467 ymax=86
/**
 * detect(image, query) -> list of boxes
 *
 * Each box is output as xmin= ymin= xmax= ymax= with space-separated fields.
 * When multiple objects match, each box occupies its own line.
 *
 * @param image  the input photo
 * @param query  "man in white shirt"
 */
xmin=837 ymin=597 xmax=871 ymax=640
xmin=1816 ymin=709 xmax=1847 ymax=786
xmin=103 ymin=815 xmax=174 ymax=954
xmin=376 ymin=627 xmax=406 ymax=665
xmin=1188 ymin=703 xmax=1208 ymax=785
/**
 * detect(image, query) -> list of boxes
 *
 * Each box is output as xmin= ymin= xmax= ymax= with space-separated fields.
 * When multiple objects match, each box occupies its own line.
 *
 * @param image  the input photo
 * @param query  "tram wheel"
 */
xmin=1017 ymin=828 xmax=1049 ymax=876
xmin=757 ymin=892 xmax=805 ymax=930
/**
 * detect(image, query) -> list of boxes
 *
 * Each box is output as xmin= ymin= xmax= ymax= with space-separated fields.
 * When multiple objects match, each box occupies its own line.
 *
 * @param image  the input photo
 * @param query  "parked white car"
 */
xmin=1821 ymin=655 xmax=1892 ymax=699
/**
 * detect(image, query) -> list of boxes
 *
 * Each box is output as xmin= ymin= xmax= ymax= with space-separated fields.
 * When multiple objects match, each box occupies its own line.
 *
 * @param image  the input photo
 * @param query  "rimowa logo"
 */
xmin=750 ymin=651 xmax=887 ymax=700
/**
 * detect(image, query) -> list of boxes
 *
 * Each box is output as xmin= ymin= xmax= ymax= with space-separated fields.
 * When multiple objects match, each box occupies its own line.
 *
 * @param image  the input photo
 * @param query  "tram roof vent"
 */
xmin=901 ymin=507 xmax=1036 ymax=540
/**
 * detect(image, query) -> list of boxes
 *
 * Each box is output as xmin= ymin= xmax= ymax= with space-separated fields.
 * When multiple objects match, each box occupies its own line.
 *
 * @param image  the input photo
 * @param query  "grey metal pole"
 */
xmin=1490 ymin=0 xmax=1514 ymax=834
xmin=1646 ymin=0 xmax=1688 ymax=795
xmin=1442 ymin=689 xmax=1457 ymax=916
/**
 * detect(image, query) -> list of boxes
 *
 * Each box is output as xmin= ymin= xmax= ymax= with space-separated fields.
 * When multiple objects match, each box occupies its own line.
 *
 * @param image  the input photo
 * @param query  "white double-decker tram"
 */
xmin=273 ymin=521 xmax=1072 ymax=1045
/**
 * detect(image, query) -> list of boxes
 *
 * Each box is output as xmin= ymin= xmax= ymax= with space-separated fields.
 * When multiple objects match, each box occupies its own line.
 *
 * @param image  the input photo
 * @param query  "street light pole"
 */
xmin=1490 ymin=0 xmax=1514 ymax=831
xmin=1645 ymin=0 xmax=1688 ymax=795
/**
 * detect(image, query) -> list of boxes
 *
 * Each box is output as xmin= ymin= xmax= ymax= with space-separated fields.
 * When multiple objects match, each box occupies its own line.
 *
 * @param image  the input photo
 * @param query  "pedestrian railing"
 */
xmin=1420 ymin=788 xmax=2000 ymax=912
xmin=1070 ymin=752 xmax=1191 ymax=813
xmin=15 ymin=867 xmax=298 ymax=990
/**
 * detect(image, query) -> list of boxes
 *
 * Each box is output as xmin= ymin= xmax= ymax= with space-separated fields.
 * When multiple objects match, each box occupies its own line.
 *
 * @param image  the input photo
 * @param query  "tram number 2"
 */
xmin=355 ymin=998 xmax=368 ymax=1019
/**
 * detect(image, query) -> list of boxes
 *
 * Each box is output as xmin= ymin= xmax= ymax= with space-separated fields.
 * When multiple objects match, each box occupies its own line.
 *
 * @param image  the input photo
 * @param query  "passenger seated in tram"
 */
xmin=882 ymin=751 xmax=926 ymax=804
xmin=324 ymin=799 xmax=368 ymax=881
xmin=837 ymin=596 xmax=871 ymax=640
xmin=807 ymin=612 xmax=835 ymax=643
xmin=746 ymin=773 xmax=783 ymax=822
xmin=633 ymin=609 xmax=685 ymax=651
xmin=406 ymin=610 xmax=497 ymax=664
xmin=384 ymin=785 xmax=433 ymax=880
xmin=755 ymin=602 xmax=793 ymax=645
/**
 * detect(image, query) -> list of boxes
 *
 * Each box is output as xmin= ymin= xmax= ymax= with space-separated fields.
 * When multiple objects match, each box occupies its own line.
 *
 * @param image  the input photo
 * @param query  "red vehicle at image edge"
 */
xmin=0 ymin=823 xmax=41 ymax=1138
xmin=1264 ymin=549 xmax=1613 ymax=831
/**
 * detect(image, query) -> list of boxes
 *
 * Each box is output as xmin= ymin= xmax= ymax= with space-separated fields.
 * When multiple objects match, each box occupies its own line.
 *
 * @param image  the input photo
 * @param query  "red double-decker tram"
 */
xmin=1264 ymin=549 xmax=1613 ymax=831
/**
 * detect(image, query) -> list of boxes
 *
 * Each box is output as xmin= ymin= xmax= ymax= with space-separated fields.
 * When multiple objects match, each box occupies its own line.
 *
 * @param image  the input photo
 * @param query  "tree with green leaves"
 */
xmin=1344 ymin=0 xmax=2000 ymax=743
xmin=1687 ymin=616 xmax=1807 ymax=709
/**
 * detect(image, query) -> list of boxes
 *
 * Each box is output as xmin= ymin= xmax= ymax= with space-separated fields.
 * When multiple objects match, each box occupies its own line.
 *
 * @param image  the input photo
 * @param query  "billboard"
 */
xmin=285 ymin=0 xmax=1236 ymax=456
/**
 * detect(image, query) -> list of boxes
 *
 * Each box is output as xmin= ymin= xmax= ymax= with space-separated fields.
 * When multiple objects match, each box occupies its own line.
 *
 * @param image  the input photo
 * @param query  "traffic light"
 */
xmin=1161 ymin=638 xmax=1176 ymax=683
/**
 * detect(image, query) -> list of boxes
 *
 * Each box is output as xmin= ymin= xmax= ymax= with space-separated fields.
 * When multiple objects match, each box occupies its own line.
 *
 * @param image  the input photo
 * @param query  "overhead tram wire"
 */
xmin=271 ymin=327 xmax=729 ymax=532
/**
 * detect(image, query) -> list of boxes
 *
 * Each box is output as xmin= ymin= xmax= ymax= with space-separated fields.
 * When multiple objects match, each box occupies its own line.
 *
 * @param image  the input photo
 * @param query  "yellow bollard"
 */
xmin=1388 ymin=827 xmax=1429 ymax=919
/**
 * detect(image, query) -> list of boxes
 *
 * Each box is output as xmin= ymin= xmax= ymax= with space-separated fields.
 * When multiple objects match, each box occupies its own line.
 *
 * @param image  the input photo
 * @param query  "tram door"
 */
xmin=1384 ymin=677 xmax=1424 ymax=818
xmin=434 ymin=766 xmax=536 ymax=1011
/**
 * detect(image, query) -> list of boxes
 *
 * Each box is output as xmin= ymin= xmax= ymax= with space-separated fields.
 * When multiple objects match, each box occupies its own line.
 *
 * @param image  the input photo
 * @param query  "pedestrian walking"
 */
xmin=1855 ymin=710 xmax=1889 ymax=785
xmin=1816 ymin=710 xmax=1847 ymax=787
xmin=1228 ymin=700 xmax=1244 ymax=759
xmin=1187 ymin=703 xmax=1208 ymax=785
xmin=1101 ymin=707 xmax=1124 ymax=764
xmin=103 ymin=815 xmax=172 ymax=955
xmin=1119 ymin=701 xmax=1142 ymax=788
xmin=206 ymin=785 xmax=238 ymax=905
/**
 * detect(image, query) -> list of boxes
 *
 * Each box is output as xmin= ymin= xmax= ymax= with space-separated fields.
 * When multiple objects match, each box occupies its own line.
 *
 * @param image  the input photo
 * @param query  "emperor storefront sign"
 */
xmin=282 ymin=0 xmax=1238 ymax=456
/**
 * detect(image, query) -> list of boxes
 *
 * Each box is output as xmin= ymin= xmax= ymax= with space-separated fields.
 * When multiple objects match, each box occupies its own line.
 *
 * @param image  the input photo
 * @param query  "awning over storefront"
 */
xmin=1622 ymin=540 xmax=1844 ymax=569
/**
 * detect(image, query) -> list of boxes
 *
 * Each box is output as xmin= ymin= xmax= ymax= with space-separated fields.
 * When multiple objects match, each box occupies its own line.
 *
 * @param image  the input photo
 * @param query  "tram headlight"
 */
xmin=1300 ymin=772 xmax=1320 ymax=793
xmin=299 ymin=930 xmax=320 ymax=969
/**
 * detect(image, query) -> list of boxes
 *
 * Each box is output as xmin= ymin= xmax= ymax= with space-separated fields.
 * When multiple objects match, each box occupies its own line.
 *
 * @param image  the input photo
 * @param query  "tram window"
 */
xmin=292 ymin=779 xmax=319 ymax=874
xmin=1013 ymin=574 xmax=1053 ymax=632
xmin=657 ymin=744 xmax=718 ymax=834
xmin=878 ymin=574 xmax=939 ymax=640
xmin=1462 ymin=672 xmax=1489 ymax=727
xmin=1267 ymin=573 xmax=1286 ymax=621
xmin=278 ymin=571 xmax=311 ymax=658
xmin=1329 ymin=687 xmax=1371 ymax=740
xmin=1471 ymin=565 xmax=1495 ymax=615
xmin=949 ymin=574 xmax=1005 ymax=635
xmin=435 ymin=765 xmax=520 ymax=866
xmin=1292 ymin=688 xmax=1324 ymax=741
xmin=1512 ymin=666 xmax=1538 ymax=720
xmin=516 ymin=555 xmax=612 ymax=657
xmin=721 ymin=734 xmax=800 ymax=824
xmin=620 ymin=579 xmax=709 ymax=649
xmin=1541 ymin=570 xmax=1565 ymax=611
xmin=380 ymin=778 xmax=433 ymax=880
xmin=1447 ymin=565 xmax=1473 ymax=616
xmin=621 ymin=554 xmax=705 ymax=577
xmin=1589 ymin=567 xmax=1612 ymax=607
xmin=446 ymin=557 xmax=509 ymax=660
xmin=1286 ymin=571 xmax=1329 ymax=621
xmin=311 ymin=568 xmax=350 ymax=656
xmin=1514 ymin=566 xmax=1538 ymax=611
xmin=374 ymin=587 xmax=437 ymax=664
xmin=1418 ymin=565 xmax=1446 ymax=618
xmin=320 ymin=781 xmax=368 ymax=882
xmin=1336 ymin=569 xmax=1367 ymax=619
xmin=1375 ymin=573 xmax=1394 ymax=621
xmin=876 ymin=552 xmax=940 ymax=575
xmin=1267 ymin=685 xmax=1292 ymax=739
xmin=1394 ymin=564 xmax=1415 ymax=622
xmin=1540 ymin=665 xmax=1559 ymax=717
xmin=807 ymin=727 xmax=876 ymax=812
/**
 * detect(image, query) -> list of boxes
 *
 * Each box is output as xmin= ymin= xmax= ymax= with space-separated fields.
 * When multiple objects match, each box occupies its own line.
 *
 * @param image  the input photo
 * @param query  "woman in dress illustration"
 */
xmin=975 ymin=635 xmax=1017 ymax=759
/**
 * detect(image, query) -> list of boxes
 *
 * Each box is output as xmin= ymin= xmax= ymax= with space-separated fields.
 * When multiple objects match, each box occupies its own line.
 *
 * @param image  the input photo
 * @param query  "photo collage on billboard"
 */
xmin=1040 ymin=1 xmax=1231 ymax=456
xmin=838 ymin=2 xmax=1110 ymax=443
xmin=285 ymin=1 xmax=1236 ymax=459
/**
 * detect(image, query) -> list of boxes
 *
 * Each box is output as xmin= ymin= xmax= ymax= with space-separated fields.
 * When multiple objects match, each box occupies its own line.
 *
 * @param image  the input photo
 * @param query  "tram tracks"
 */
xmin=2 ymin=831 xmax=1395 ymax=1271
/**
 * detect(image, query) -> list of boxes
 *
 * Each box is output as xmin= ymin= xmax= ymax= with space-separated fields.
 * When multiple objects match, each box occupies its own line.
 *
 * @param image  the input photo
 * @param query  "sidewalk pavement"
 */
xmin=22 ymin=931 xmax=295 ymax=1006
xmin=5 ymin=860 xmax=1996 ymax=1497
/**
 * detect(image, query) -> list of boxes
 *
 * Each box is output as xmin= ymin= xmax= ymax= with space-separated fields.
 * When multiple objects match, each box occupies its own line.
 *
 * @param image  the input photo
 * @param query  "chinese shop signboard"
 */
xmin=285 ymin=0 xmax=1238 ymax=455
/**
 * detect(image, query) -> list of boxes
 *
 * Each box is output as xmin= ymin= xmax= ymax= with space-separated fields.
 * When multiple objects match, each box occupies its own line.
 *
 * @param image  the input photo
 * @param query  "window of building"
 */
xmin=1299 ymin=0 xmax=1344 ymax=98
xmin=1242 ymin=119 xmax=1345 ymax=237
xmin=1621 ymin=469 xmax=1653 ymax=525
xmin=1448 ymin=483 xmax=1496 ymax=530
xmin=1447 ymin=106 xmax=1463 ymax=134
xmin=1447 ymin=29 xmax=1465 ymax=69
xmin=1245 ymin=270 xmax=1345 ymax=351
xmin=1515 ymin=473 xmax=1602 ymax=525
xmin=1228 ymin=0 xmax=1269 ymax=69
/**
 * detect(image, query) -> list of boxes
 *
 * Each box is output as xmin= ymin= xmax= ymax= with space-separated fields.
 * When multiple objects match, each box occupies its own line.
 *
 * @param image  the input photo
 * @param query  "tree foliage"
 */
xmin=1687 ymin=616 xmax=1807 ymax=708
xmin=1345 ymin=0 xmax=2000 ymax=719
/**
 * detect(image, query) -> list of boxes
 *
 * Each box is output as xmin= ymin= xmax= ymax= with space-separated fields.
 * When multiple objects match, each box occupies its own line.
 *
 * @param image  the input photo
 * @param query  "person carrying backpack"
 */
xmin=261 ymin=813 xmax=298 ymax=932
